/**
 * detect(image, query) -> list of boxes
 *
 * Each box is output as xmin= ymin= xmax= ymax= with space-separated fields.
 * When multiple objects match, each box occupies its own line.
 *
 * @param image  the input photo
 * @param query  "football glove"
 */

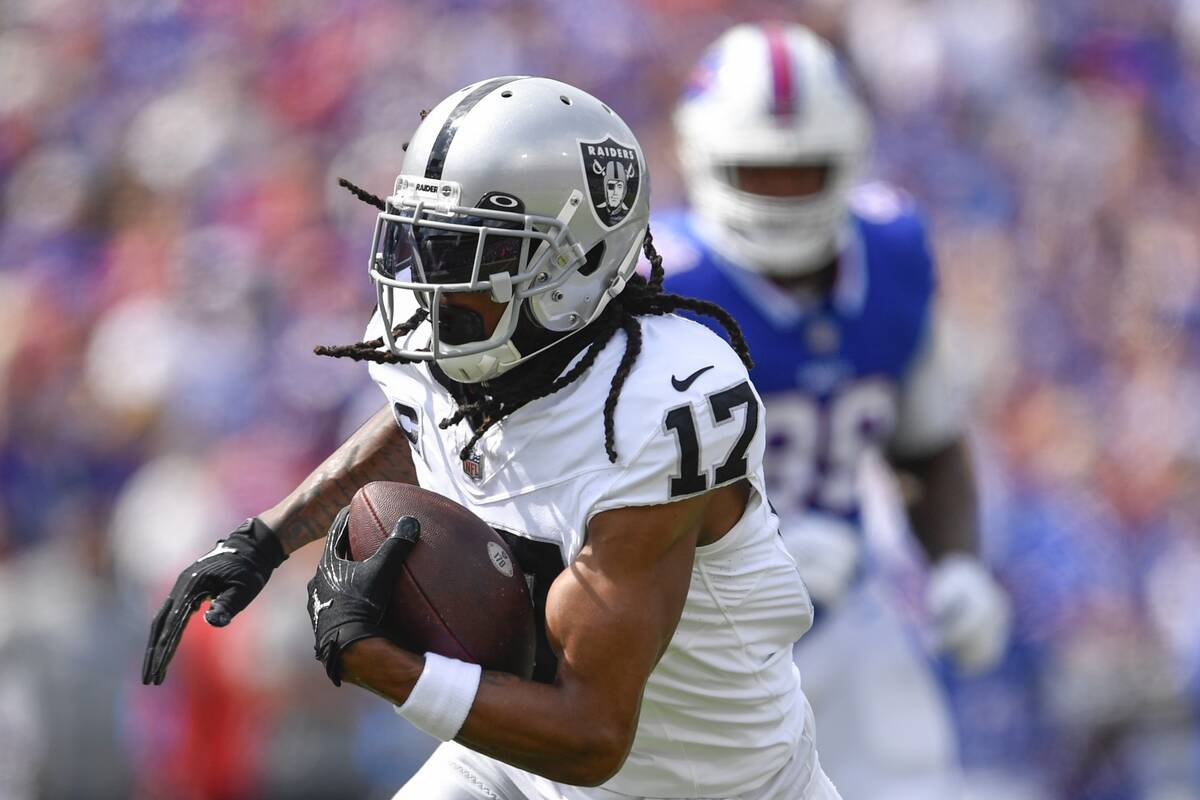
xmin=308 ymin=506 xmax=420 ymax=686
xmin=779 ymin=514 xmax=862 ymax=608
xmin=142 ymin=517 xmax=286 ymax=685
xmin=926 ymin=553 xmax=1011 ymax=674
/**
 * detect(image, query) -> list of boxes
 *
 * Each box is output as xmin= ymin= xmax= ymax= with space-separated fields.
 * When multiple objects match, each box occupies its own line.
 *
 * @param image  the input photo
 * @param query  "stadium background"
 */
xmin=1 ymin=0 xmax=1199 ymax=797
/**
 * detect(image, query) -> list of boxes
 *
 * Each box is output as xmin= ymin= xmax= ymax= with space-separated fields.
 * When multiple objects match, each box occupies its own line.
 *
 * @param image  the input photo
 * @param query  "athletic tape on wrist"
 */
xmin=395 ymin=652 xmax=482 ymax=741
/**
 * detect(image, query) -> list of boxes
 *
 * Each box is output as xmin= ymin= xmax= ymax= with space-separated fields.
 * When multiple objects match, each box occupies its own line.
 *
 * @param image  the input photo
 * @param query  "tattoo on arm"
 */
xmin=261 ymin=405 xmax=418 ymax=554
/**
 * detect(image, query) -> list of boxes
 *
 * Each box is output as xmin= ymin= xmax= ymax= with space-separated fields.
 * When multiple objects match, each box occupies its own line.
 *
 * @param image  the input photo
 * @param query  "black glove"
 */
xmin=308 ymin=506 xmax=420 ymax=686
xmin=142 ymin=518 xmax=287 ymax=685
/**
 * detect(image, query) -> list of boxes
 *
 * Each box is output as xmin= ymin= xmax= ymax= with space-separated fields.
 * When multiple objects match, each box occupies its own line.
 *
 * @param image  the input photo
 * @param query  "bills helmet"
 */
xmin=675 ymin=24 xmax=871 ymax=276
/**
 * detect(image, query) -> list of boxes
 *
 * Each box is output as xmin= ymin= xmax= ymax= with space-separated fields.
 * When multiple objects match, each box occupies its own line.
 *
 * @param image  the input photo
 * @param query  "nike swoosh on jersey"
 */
xmin=671 ymin=365 xmax=715 ymax=391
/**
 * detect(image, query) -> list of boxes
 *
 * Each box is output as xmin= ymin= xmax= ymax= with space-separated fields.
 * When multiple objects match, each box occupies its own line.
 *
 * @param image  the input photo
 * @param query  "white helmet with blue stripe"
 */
xmin=674 ymin=23 xmax=871 ymax=276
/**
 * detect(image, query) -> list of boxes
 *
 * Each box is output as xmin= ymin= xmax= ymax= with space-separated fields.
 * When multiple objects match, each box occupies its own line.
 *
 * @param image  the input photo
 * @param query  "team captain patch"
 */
xmin=579 ymin=137 xmax=641 ymax=229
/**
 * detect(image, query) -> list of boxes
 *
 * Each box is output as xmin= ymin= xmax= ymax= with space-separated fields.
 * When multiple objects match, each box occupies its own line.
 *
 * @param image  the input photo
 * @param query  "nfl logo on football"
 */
xmin=462 ymin=449 xmax=483 ymax=481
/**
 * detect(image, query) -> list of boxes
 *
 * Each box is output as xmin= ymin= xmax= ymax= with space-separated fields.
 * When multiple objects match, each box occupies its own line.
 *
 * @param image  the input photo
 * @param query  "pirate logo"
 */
xmin=579 ymin=137 xmax=641 ymax=229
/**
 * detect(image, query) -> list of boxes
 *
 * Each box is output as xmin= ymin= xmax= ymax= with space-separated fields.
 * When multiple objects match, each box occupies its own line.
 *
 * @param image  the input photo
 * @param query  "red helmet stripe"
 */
xmin=763 ymin=25 xmax=794 ymax=116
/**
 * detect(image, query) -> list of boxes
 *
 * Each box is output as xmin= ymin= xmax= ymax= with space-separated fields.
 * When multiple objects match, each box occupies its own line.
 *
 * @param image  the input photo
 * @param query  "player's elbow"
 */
xmin=559 ymin=719 xmax=634 ymax=786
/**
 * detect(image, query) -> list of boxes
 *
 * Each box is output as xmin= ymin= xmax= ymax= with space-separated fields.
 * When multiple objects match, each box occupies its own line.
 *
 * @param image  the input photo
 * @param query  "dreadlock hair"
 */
xmin=319 ymin=178 xmax=753 ymax=463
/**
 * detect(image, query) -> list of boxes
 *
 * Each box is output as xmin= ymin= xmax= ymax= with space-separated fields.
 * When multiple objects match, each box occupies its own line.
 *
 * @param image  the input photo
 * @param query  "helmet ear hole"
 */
xmin=579 ymin=241 xmax=606 ymax=277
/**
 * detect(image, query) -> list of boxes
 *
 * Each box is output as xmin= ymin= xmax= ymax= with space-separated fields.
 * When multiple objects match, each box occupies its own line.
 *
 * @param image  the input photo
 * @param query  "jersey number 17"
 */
xmin=664 ymin=381 xmax=759 ymax=499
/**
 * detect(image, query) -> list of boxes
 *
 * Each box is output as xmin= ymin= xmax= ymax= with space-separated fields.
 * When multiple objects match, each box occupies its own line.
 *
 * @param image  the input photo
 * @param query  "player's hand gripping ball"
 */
xmin=309 ymin=482 xmax=536 ymax=686
xmin=308 ymin=505 xmax=419 ymax=685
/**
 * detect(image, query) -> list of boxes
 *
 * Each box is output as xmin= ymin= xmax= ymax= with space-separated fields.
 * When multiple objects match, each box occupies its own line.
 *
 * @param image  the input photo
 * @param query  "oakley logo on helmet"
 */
xmin=476 ymin=191 xmax=525 ymax=213
xmin=580 ymin=138 xmax=641 ymax=229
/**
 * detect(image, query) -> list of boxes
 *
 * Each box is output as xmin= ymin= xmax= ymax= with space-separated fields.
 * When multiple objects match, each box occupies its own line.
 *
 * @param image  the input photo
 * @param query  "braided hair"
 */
xmin=319 ymin=178 xmax=753 ymax=463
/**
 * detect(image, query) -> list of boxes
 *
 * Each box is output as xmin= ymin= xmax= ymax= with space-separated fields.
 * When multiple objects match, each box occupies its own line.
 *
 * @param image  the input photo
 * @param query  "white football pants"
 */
xmin=392 ymin=706 xmax=841 ymax=800
xmin=793 ymin=578 xmax=961 ymax=800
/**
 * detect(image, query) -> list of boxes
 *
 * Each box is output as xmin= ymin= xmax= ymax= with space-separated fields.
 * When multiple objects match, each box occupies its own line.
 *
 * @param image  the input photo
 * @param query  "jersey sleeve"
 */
xmin=889 ymin=311 xmax=969 ymax=457
xmin=587 ymin=319 xmax=766 ymax=518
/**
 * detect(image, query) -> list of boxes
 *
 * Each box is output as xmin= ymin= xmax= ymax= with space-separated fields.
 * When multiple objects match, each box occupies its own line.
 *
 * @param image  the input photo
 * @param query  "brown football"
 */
xmin=347 ymin=481 xmax=536 ymax=679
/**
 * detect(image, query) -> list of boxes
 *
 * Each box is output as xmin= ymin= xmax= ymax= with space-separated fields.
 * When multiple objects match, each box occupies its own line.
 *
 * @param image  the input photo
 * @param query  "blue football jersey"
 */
xmin=657 ymin=183 xmax=936 ymax=524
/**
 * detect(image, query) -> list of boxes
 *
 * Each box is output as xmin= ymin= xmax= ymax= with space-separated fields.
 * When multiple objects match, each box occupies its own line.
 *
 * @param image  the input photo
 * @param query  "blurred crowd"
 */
xmin=1 ymin=0 xmax=1198 ymax=798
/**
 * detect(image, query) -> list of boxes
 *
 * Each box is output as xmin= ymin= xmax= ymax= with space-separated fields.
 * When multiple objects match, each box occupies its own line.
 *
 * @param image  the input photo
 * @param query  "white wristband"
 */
xmin=394 ymin=652 xmax=482 ymax=741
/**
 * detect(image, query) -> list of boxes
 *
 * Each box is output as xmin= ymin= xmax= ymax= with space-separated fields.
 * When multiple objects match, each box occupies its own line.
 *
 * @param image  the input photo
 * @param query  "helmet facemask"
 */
xmin=673 ymin=23 xmax=871 ymax=277
xmin=682 ymin=153 xmax=858 ymax=274
xmin=369 ymin=175 xmax=589 ymax=383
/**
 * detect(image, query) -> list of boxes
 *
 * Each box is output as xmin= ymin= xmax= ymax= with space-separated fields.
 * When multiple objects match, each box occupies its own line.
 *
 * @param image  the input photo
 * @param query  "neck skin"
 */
xmin=431 ymin=291 xmax=583 ymax=404
xmin=431 ymin=309 xmax=599 ymax=425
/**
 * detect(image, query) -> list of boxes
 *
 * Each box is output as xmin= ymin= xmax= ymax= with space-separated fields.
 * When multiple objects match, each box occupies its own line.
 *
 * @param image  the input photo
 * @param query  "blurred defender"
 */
xmin=659 ymin=24 xmax=1012 ymax=799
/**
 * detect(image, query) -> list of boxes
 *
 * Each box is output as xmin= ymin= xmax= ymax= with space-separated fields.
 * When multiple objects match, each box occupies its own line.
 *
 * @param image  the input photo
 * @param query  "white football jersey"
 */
xmin=366 ymin=299 xmax=816 ymax=798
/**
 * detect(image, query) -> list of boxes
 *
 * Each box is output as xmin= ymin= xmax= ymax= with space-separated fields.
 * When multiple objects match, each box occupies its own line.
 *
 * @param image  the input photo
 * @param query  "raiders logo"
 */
xmin=579 ymin=137 xmax=641 ymax=229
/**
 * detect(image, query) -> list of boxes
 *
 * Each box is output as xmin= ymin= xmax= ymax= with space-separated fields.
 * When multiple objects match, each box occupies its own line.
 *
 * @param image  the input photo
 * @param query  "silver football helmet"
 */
xmin=674 ymin=24 xmax=871 ymax=276
xmin=369 ymin=76 xmax=650 ymax=383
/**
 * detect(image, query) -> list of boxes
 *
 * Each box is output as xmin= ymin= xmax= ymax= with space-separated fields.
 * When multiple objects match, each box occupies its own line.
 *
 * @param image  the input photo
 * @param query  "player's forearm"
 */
xmin=458 ymin=668 xmax=634 ymax=786
xmin=341 ymin=639 xmax=633 ymax=786
xmin=890 ymin=436 xmax=979 ymax=562
xmin=260 ymin=406 xmax=417 ymax=554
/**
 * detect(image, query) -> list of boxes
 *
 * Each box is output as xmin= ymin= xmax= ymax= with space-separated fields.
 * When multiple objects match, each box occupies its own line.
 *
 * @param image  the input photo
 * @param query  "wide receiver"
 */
xmin=658 ymin=24 xmax=1012 ymax=799
xmin=143 ymin=77 xmax=841 ymax=798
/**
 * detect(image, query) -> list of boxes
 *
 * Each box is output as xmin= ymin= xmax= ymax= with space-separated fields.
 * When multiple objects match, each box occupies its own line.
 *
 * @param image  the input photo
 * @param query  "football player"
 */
xmin=142 ymin=77 xmax=842 ymax=799
xmin=659 ymin=24 xmax=1012 ymax=799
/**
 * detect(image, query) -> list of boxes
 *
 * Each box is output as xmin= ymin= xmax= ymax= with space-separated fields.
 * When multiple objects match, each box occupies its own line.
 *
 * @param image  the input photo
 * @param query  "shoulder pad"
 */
xmin=595 ymin=315 xmax=765 ymax=510
xmin=848 ymin=182 xmax=935 ymax=293
xmin=849 ymin=181 xmax=918 ymax=225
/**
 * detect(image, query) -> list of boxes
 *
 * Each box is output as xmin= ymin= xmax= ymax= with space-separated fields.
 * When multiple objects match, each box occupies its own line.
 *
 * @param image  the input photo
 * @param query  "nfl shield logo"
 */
xmin=579 ymin=137 xmax=641 ymax=229
xmin=462 ymin=449 xmax=483 ymax=482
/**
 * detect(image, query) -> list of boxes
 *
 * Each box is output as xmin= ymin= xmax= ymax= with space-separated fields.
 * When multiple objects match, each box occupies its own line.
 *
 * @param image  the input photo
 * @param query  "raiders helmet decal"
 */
xmin=579 ymin=137 xmax=641 ymax=229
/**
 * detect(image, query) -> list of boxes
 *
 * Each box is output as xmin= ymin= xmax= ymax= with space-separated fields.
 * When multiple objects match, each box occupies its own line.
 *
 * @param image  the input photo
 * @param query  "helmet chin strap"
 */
xmin=437 ymin=298 xmax=524 ymax=384
xmin=439 ymin=340 xmax=524 ymax=384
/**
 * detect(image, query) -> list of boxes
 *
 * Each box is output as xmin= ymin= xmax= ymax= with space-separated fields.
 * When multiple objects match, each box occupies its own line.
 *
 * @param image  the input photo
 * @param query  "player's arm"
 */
xmin=263 ymin=404 xmax=418 ymax=554
xmin=337 ymin=482 xmax=745 ymax=786
xmin=889 ymin=436 xmax=977 ymax=560
xmin=142 ymin=406 xmax=416 ymax=685
xmin=885 ymin=314 xmax=977 ymax=561
xmin=886 ymin=322 xmax=1009 ymax=672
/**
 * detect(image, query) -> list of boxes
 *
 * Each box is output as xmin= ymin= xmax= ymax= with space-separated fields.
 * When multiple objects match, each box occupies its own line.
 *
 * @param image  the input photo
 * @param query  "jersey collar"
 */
xmin=699 ymin=219 xmax=869 ymax=328
xmin=832 ymin=221 xmax=868 ymax=316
